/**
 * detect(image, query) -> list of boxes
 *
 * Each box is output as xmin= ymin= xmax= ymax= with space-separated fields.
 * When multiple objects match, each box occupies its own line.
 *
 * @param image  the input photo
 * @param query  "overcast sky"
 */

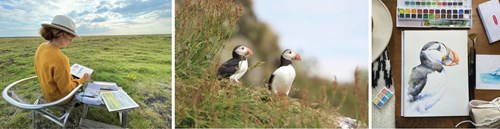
xmin=0 ymin=0 xmax=171 ymax=37
xmin=254 ymin=0 xmax=369 ymax=82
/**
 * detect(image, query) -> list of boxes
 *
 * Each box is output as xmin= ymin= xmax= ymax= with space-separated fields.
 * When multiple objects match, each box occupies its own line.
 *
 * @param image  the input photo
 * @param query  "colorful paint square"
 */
xmin=373 ymin=98 xmax=379 ymax=104
xmin=377 ymin=101 xmax=383 ymax=107
xmin=385 ymin=92 xmax=392 ymax=97
xmin=382 ymin=96 xmax=388 ymax=102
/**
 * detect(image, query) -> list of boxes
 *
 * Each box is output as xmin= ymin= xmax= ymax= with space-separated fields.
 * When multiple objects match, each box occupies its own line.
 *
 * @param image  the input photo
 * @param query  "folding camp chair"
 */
xmin=2 ymin=76 xmax=83 ymax=129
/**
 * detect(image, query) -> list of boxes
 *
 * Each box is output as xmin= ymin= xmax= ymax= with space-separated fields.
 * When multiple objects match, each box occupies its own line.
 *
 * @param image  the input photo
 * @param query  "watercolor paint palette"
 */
xmin=373 ymin=87 xmax=393 ymax=108
xmin=397 ymin=0 xmax=472 ymax=28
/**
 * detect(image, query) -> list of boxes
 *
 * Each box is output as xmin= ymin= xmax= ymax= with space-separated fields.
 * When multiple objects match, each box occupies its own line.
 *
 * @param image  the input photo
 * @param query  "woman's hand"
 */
xmin=82 ymin=73 xmax=91 ymax=82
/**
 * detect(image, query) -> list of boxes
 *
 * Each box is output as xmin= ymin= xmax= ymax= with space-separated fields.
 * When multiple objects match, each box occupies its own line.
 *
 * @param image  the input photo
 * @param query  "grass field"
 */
xmin=0 ymin=35 xmax=171 ymax=128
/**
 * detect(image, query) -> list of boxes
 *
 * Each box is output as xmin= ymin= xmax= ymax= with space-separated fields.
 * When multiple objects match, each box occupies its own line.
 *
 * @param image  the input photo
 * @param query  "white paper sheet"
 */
xmin=402 ymin=30 xmax=469 ymax=117
xmin=476 ymin=55 xmax=500 ymax=90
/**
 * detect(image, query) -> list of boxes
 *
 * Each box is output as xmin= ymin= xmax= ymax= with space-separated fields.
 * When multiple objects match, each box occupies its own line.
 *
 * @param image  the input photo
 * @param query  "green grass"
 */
xmin=0 ymin=34 xmax=171 ymax=128
xmin=175 ymin=0 xmax=366 ymax=128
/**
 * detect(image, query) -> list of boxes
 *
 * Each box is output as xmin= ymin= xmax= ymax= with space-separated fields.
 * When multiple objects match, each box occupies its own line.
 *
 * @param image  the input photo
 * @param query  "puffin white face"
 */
xmin=234 ymin=45 xmax=254 ymax=58
xmin=422 ymin=42 xmax=459 ymax=66
xmin=282 ymin=49 xmax=302 ymax=61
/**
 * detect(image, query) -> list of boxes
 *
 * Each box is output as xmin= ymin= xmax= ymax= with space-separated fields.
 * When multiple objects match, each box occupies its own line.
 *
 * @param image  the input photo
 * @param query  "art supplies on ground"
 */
xmin=80 ymin=81 xmax=136 ymax=112
xmin=373 ymin=87 xmax=393 ymax=108
xmin=396 ymin=0 xmax=472 ymax=28
xmin=101 ymin=90 xmax=139 ymax=112
xmin=475 ymin=55 xmax=500 ymax=90
xmin=477 ymin=0 xmax=500 ymax=43
xmin=402 ymin=30 xmax=469 ymax=117
xmin=70 ymin=63 xmax=93 ymax=79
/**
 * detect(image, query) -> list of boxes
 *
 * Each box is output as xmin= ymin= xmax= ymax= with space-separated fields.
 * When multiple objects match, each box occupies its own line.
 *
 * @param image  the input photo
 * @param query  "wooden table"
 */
xmin=80 ymin=104 xmax=130 ymax=128
xmin=380 ymin=0 xmax=500 ymax=127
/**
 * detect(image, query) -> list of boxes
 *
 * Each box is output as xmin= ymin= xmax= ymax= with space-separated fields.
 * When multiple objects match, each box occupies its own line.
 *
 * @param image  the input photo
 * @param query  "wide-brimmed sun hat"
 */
xmin=372 ymin=0 xmax=392 ymax=62
xmin=41 ymin=15 xmax=80 ymax=38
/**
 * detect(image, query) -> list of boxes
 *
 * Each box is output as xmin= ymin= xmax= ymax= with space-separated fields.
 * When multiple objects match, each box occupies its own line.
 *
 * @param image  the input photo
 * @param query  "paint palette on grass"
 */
xmin=373 ymin=87 xmax=393 ymax=108
xmin=397 ymin=0 xmax=472 ymax=28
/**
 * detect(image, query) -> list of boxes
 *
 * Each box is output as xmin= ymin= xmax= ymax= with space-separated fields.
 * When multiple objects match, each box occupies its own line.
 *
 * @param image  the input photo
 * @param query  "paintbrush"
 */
xmin=468 ymin=33 xmax=477 ymax=101
xmin=81 ymin=95 xmax=96 ymax=98
xmin=100 ymin=88 xmax=116 ymax=91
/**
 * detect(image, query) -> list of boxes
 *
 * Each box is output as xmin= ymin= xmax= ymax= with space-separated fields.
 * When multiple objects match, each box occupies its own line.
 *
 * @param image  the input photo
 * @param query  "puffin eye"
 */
xmin=289 ymin=51 xmax=292 ymax=54
xmin=241 ymin=47 xmax=244 ymax=50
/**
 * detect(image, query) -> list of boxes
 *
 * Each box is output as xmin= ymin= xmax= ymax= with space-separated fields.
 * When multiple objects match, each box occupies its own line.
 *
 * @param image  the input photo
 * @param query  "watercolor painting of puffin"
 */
xmin=406 ymin=41 xmax=460 ymax=113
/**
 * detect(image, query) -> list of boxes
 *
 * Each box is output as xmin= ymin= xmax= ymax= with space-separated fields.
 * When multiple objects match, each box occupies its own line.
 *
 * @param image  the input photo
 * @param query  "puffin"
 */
xmin=268 ymin=49 xmax=302 ymax=96
xmin=407 ymin=41 xmax=459 ymax=103
xmin=217 ymin=45 xmax=254 ymax=83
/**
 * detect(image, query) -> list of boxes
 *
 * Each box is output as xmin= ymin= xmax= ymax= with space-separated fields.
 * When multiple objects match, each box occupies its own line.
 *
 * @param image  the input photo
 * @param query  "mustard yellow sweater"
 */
xmin=34 ymin=42 xmax=84 ymax=104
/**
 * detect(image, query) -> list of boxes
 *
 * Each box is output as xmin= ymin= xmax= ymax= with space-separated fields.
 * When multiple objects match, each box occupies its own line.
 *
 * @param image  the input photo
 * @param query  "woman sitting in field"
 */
xmin=34 ymin=15 xmax=90 ymax=104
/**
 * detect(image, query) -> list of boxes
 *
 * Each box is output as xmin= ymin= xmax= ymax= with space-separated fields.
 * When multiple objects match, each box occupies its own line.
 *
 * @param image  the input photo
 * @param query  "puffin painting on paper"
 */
xmin=407 ymin=41 xmax=459 ymax=112
xmin=268 ymin=49 xmax=301 ymax=96
xmin=217 ymin=45 xmax=254 ymax=83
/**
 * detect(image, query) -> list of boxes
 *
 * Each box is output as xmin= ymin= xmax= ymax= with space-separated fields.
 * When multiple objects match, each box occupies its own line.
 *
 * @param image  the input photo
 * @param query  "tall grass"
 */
xmin=175 ymin=0 xmax=242 ymax=79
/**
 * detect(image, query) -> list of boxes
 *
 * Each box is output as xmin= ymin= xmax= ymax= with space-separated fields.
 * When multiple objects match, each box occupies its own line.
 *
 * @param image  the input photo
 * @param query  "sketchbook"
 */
xmin=101 ymin=90 xmax=139 ymax=112
xmin=70 ymin=63 xmax=93 ymax=79
xmin=477 ymin=0 xmax=500 ymax=43
xmin=401 ymin=30 xmax=469 ymax=117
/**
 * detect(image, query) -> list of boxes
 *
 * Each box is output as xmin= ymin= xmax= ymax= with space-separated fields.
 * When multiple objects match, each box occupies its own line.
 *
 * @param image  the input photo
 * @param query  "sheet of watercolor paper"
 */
xmin=476 ymin=55 xmax=500 ymax=90
xmin=402 ymin=30 xmax=469 ymax=117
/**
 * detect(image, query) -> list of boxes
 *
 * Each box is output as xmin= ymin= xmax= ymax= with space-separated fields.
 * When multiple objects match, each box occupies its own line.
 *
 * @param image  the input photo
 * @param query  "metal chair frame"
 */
xmin=2 ymin=76 xmax=83 ymax=129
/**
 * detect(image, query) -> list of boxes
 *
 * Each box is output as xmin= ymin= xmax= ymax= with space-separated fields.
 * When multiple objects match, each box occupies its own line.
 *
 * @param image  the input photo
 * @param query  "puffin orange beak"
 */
xmin=246 ymin=48 xmax=254 ymax=58
xmin=451 ymin=49 xmax=459 ymax=64
xmin=295 ymin=53 xmax=302 ymax=61
xmin=444 ymin=49 xmax=459 ymax=66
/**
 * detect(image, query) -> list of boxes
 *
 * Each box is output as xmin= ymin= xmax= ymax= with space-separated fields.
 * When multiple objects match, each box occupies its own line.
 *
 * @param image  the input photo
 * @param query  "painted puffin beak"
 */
xmin=295 ymin=53 xmax=302 ymax=61
xmin=451 ymin=49 xmax=459 ymax=64
xmin=246 ymin=48 xmax=254 ymax=58
xmin=444 ymin=49 xmax=459 ymax=66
